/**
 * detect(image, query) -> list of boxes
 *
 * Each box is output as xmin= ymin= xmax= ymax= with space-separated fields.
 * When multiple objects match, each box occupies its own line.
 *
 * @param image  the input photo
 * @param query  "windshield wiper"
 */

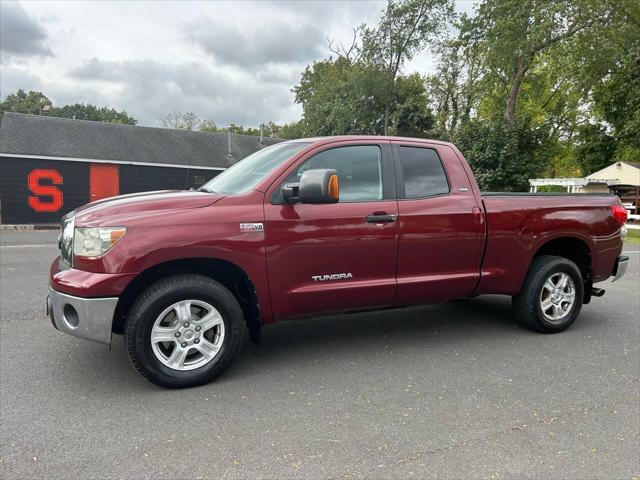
xmin=197 ymin=186 xmax=217 ymax=194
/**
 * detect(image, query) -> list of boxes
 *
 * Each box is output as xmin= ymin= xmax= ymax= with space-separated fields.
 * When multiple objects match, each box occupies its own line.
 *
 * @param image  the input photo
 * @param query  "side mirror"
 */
xmin=282 ymin=169 xmax=339 ymax=204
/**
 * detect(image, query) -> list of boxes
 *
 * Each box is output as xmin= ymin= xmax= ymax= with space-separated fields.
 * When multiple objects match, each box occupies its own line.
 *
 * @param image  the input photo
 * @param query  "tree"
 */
xmin=279 ymin=121 xmax=306 ymax=139
xmin=160 ymin=113 xmax=288 ymax=138
xmin=261 ymin=121 xmax=282 ymax=138
xmin=593 ymin=56 xmax=640 ymax=152
xmin=198 ymin=119 xmax=218 ymax=133
xmin=455 ymin=118 xmax=549 ymax=191
xmin=574 ymin=123 xmax=618 ymax=174
xmin=293 ymin=52 xmax=438 ymax=138
xmin=0 ymin=89 xmax=52 ymax=115
xmin=391 ymin=73 xmax=434 ymax=137
xmin=160 ymin=111 xmax=201 ymax=130
xmin=293 ymin=57 xmax=387 ymax=135
xmin=361 ymin=0 xmax=454 ymax=134
xmin=462 ymin=0 xmax=617 ymax=126
xmin=0 ymin=89 xmax=137 ymax=124
xmin=51 ymin=103 xmax=136 ymax=124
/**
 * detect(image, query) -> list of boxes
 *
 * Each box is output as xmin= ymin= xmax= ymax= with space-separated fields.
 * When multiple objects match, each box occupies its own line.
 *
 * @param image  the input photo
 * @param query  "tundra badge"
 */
xmin=312 ymin=273 xmax=353 ymax=282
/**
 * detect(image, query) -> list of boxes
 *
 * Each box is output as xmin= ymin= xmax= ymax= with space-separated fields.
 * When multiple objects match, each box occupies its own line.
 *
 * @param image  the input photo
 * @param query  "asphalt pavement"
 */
xmin=1 ymin=230 xmax=638 ymax=479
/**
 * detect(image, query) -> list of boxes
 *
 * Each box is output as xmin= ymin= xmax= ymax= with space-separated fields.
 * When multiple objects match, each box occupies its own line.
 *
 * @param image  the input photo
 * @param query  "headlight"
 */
xmin=74 ymin=227 xmax=127 ymax=257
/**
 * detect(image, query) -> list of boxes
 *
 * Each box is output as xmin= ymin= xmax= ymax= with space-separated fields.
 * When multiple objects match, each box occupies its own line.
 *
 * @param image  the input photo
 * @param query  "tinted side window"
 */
xmin=398 ymin=147 xmax=449 ymax=198
xmin=295 ymin=145 xmax=383 ymax=202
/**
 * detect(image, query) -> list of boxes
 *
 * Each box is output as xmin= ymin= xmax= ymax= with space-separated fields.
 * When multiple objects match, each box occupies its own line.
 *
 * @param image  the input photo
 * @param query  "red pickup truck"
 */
xmin=48 ymin=136 xmax=629 ymax=388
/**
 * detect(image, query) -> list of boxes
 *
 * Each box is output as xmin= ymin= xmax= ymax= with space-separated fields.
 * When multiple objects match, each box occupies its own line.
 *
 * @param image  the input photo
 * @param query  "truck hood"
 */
xmin=75 ymin=190 xmax=224 ymax=224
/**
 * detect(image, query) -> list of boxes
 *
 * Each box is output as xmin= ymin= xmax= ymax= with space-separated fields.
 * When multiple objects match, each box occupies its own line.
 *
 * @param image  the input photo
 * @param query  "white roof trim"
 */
xmin=529 ymin=177 xmax=620 ymax=187
xmin=0 ymin=152 xmax=227 ymax=171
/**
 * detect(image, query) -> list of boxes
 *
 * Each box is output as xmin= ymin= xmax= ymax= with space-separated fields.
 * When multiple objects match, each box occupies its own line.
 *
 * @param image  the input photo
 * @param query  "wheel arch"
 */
xmin=112 ymin=257 xmax=261 ymax=344
xmin=529 ymin=235 xmax=593 ymax=303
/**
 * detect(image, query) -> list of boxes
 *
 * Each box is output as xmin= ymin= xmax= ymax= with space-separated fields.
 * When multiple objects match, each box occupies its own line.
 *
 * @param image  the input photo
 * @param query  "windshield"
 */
xmin=200 ymin=142 xmax=310 ymax=195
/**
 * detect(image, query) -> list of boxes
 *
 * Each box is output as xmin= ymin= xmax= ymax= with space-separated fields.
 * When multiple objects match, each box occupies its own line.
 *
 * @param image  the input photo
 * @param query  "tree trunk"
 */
xmin=505 ymin=57 xmax=527 ymax=127
xmin=384 ymin=71 xmax=393 ymax=135
xmin=384 ymin=104 xmax=389 ymax=135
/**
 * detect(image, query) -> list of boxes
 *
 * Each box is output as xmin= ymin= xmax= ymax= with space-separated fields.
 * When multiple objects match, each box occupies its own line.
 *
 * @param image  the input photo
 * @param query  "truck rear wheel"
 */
xmin=125 ymin=274 xmax=244 ymax=388
xmin=512 ymin=255 xmax=584 ymax=333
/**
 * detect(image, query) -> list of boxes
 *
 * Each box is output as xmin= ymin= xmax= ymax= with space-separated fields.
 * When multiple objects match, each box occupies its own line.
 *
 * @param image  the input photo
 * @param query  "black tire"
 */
xmin=125 ymin=274 xmax=245 ymax=388
xmin=512 ymin=255 xmax=584 ymax=333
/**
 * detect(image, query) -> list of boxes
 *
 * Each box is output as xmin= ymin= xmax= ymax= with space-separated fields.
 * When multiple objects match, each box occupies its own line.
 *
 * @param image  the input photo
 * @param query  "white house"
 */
xmin=529 ymin=161 xmax=640 ymax=217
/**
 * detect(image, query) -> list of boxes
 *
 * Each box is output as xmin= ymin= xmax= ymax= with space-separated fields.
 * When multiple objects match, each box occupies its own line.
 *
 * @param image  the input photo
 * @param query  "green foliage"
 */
xmin=391 ymin=73 xmax=434 ymax=137
xmin=574 ymin=124 xmax=618 ymax=175
xmin=542 ymin=143 xmax=582 ymax=178
xmin=261 ymin=121 xmax=283 ymax=138
xmin=51 ymin=103 xmax=136 ymax=124
xmin=426 ymin=40 xmax=478 ymax=140
xmin=293 ymin=57 xmax=387 ymax=135
xmin=279 ymin=121 xmax=306 ymax=139
xmin=159 ymin=112 xmax=289 ymax=139
xmin=593 ymin=60 xmax=640 ymax=150
xmin=293 ymin=55 xmax=438 ymax=137
xmin=455 ymin=119 xmax=549 ymax=191
xmin=460 ymin=0 xmax=617 ymax=125
xmin=216 ymin=121 xmax=285 ymax=138
xmin=360 ymin=0 xmax=454 ymax=133
xmin=0 ymin=89 xmax=136 ymax=124
xmin=625 ymin=228 xmax=640 ymax=245
xmin=198 ymin=119 xmax=219 ymax=133
xmin=0 ymin=89 xmax=52 ymax=115
xmin=282 ymin=0 xmax=637 ymax=191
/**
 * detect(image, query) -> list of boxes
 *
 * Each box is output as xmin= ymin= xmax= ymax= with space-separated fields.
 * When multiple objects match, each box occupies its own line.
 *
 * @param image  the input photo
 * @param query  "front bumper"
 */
xmin=612 ymin=255 xmax=629 ymax=282
xmin=47 ymin=288 xmax=118 ymax=345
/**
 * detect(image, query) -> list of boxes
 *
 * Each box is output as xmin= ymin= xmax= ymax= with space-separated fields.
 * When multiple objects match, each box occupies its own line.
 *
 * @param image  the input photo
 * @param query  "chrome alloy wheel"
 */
xmin=539 ymin=272 xmax=576 ymax=323
xmin=150 ymin=300 xmax=225 ymax=371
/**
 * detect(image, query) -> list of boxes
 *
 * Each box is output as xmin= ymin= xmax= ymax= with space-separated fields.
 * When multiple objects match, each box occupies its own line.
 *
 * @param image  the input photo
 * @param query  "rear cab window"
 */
xmin=397 ymin=146 xmax=449 ymax=199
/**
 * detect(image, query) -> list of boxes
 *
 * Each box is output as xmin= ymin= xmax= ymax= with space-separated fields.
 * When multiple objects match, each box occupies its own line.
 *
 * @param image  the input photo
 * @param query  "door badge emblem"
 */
xmin=240 ymin=223 xmax=264 ymax=233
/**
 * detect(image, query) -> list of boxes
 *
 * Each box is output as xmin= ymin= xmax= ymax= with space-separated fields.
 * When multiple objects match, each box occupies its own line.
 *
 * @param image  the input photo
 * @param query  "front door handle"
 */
xmin=366 ymin=213 xmax=397 ymax=224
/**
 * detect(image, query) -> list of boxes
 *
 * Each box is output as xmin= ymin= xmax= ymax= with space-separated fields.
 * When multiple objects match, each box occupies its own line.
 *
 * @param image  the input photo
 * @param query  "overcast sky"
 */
xmin=0 ymin=0 xmax=476 ymax=128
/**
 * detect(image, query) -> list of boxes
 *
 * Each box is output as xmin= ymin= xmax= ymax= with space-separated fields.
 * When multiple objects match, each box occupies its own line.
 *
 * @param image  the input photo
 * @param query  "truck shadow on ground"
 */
xmin=56 ymin=294 xmax=593 ymax=390
xmin=229 ymin=295 xmax=521 ymax=376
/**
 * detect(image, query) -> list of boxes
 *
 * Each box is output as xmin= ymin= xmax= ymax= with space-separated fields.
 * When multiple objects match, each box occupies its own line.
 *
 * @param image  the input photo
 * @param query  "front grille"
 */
xmin=59 ymin=213 xmax=75 ymax=270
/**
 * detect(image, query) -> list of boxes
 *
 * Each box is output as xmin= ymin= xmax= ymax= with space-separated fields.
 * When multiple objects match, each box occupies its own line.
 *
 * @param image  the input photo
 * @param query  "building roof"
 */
xmin=587 ymin=161 xmax=640 ymax=176
xmin=0 ymin=112 xmax=283 ymax=169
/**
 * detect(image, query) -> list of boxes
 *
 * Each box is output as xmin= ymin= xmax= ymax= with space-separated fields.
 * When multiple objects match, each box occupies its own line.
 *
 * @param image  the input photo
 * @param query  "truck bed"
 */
xmin=482 ymin=192 xmax=616 ymax=197
xmin=477 ymin=192 xmax=623 ymax=295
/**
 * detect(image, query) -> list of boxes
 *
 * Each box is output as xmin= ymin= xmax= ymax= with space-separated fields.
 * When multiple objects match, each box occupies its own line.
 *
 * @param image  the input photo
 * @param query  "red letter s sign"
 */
xmin=28 ymin=169 xmax=64 ymax=212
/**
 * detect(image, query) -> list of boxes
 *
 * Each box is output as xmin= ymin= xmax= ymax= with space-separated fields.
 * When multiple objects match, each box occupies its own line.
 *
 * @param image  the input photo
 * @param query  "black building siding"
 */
xmin=0 ymin=156 xmax=222 ymax=225
xmin=0 ymin=156 xmax=89 ymax=224
xmin=118 ymin=164 xmax=219 ymax=195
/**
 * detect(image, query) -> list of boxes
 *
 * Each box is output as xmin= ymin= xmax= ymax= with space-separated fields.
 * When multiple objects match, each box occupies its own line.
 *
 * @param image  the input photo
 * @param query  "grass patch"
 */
xmin=625 ymin=227 xmax=640 ymax=244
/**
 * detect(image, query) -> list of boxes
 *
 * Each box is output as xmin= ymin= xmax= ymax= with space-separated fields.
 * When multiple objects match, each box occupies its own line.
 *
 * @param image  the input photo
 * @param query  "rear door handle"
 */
xmin=366 ymin=213 xmax=397 ymax=224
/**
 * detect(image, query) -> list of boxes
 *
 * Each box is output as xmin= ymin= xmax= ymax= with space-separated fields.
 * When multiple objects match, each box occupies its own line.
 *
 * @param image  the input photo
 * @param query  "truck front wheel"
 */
xmin=125 ymin=274 xmax=244 ymax=388
xmin=512 ymin=255 xmax=584 ymax=333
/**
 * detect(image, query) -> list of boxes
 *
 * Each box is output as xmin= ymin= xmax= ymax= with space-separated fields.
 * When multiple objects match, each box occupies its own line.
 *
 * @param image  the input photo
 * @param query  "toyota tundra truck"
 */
xmin=47 ymin=136 xmax=630 ymax=388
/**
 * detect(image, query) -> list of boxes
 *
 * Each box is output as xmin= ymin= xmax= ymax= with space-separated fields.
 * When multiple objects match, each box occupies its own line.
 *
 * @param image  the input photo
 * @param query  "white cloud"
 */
xmin=67 ymin=58 xmax=299 ymax=125
xmin=0 ymin=2 xmax=52 ymax=59
xmin=1 ymin=1 xmax=474 ymax=127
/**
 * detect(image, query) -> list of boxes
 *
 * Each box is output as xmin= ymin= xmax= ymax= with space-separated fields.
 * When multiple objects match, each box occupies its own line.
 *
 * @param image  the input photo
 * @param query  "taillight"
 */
xmin=611 ymin=204 xmax=628 ymax=226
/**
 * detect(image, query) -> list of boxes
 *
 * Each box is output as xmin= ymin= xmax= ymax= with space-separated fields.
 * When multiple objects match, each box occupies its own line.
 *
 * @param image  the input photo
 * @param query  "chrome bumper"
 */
xmin=612 ymin=255 xmax=629 ymax=283
xmin=47 ymin=288 xmax=118 ymax=344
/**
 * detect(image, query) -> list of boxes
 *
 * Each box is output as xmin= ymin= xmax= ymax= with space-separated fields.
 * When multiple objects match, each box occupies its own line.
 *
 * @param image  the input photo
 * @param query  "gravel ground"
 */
xmin=1 ymin=230 xmax=638 ymax=479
